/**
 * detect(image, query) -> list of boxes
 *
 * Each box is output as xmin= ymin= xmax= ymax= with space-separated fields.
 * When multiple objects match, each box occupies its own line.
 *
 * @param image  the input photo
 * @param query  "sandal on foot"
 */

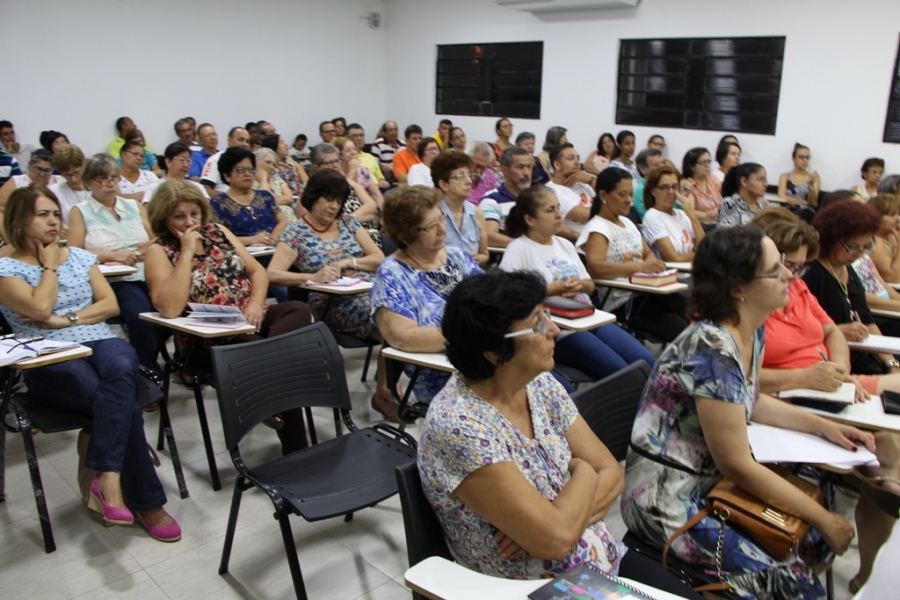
xmin=370 ymin=390 xmax=400 ymax=423
xmin=851 ymin=470 xmax=900 ymax=518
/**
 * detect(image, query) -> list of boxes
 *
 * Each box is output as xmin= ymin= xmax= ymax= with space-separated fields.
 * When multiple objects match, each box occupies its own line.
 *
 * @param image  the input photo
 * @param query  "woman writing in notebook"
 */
xmin=622 ymin=225 xmax=886 ymax=599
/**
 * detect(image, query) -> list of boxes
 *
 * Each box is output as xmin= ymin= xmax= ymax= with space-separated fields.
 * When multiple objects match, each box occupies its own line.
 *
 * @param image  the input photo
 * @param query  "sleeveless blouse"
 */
xmin=76 ymin=195 xmax=149 ymax=281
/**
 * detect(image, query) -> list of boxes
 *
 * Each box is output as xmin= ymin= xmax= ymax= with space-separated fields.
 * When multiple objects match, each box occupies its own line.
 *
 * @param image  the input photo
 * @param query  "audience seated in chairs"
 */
xmin=0 ymin=184 xmax=180 ymax=542
xmin=718 ymin=162 xmax=770 ymax=227
xmin=577 ymin=168 xmax=688 ymax=343
xmin=479 ymin=146 xmax=533 ymax=248
xmin=260 ymin=133 xmax=308 ymax=197
xmin=117 ymin=139 xmax=159 ymax=203
xmin=302 ymin=143 xmax=380 ymax=232
xmin=334 ymin=135 xmax=385 ymax=206
xmin=253 ymin=147 xmax=295 ymax=220
xmin=0 ymin=149 xmax=61 ymax=239
xmin=622 ymin=225 xmax=879 ymax=598
xmin=778 ymin=142 xmax=820 ymax=208
xmin=500 ymin=184 xmax=655 ymax=381
xmin=406 ymin=137 xmax=441 ymax=188
xmin=48 ymin=144 xmax=90 ymax=227
xmin=118 ymin=128 xmax=162 ymax=177
xmin=583 ymin=132 xmax=615 ymax=175
xmin=641 ymin=164 xmax=705 ymax=263
xmin=752 ymin=206 xmax=900 ymax=593
xmin=680 ymin=146 xmax=722 ymax=223
xmin=417 ymin=269 xmax=701 ymax=598
xmin=370 ymin=186 xmax=483 ymax=415
xmin=143 ymin=142 xmax=210 ymax=206
xmin=143 ymin=179 xmax=312 ymax=455
xmin=265 ymin=169 xmax=392 ymax=418
xmin=66 ymin=153 xmax=157 ymax=368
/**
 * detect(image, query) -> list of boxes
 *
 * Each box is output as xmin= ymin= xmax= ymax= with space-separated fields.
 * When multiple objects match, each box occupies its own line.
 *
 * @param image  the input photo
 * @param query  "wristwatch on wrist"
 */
xmin=65 ymin=311 xmax=78 ymax=327
xmin=884 ymin=359 xmax=899 ymax=370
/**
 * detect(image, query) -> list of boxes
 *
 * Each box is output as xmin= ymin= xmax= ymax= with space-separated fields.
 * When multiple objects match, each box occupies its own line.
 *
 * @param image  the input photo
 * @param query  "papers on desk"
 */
xmin=0 ymin=336 xmax=80 ymax=367
xmin=776 ymin=382 xmax=856 ymax=404
xmin=307 ymin=277 xmax=360 ymax=287
xmin=185 ymin=303 xmax=247 ymax=328
xmin=664 ymin=261 xmax=692 ymax=272
xmin=748 ymin=422 xmax=877 ymax=467
xmin=847 ymin=334 xmax=900 ymax=354
xmin=98 ymin=264 xmax=138 ymax=276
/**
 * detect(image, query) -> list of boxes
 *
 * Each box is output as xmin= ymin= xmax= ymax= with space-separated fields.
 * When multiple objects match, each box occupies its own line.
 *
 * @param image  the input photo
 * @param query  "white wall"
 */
xmin=383 ymin=0 xmax=900 ymax=190
xmin=0 ymin=0 xmax=387 ymax=155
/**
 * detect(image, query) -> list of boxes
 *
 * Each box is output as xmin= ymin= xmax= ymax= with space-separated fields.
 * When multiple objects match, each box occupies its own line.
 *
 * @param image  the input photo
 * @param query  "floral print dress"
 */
xmin=156 ymin=223 xmax=264 ymax=350
xmin=621 ymin=320 xmax=829 ymax=599
xmin=280 ymin=215 xmax=374 ymax=338
xmin=418 ymin=372 xmax=626 ymax=579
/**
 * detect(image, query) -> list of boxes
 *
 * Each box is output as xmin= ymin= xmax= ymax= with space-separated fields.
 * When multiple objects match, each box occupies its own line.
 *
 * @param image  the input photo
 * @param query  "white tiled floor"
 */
xmin=0 ymin=346 xmax=860 ymax=599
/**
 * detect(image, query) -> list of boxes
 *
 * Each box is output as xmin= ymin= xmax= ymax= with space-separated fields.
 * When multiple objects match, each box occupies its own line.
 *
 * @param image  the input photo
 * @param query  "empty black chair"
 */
xmin=1 ymin=365 xmax=185 ymax=553
xmin=570 ymin=360 xmax=651 ymax=461
xmin=211 ymin=323 xmax=417 ymax=600
xmin=396 ymin=462 xmax=453 ymax=600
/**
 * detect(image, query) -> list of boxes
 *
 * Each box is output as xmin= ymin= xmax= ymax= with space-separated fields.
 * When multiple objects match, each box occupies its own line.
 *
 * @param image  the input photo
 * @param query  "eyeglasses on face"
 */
xmin=320 ymin=158 xmax=341 ymax=168
xmin=782 ymin=259 xmax=808 ymax=277
xmin=232 ymin=166 xmax=255 ymax=175
xmin=449 ymin=173 xmax=473 ymax=181
xmin=414 ymin=219 xmax=444 ymax=234
xmin=92 ymin=176 xmax=119 ymax=186
xmin=124 ymin=150 xmax=144 ymax=159
xmin=171 ymin=156 xmax=192 ymax=165
xmin=753 ymin=253 xmax=786 ymax=279
xmin=696 ymin=159 xmax=712 ymax=166
xmin=31 ymin=166 xmax=53 ymax=175
xmin=840 ymin=239 xmax=875 ymax=255
xmin=656 ymin=184 xmax=679 ymax=193
xmin=504 ymin=309 xmax=551 ymax=339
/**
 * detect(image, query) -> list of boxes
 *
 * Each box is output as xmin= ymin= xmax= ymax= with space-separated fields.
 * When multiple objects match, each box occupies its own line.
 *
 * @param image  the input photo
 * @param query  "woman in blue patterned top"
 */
xmin=370 ymin=186 xmax=482 ymax=418
xmin=0 ymin=186 xmax=180 ymax=542
xmin=417 ymin=270 xmax=701 ymax=597
xmin=622 ymin=226 xmax=877 ymax=598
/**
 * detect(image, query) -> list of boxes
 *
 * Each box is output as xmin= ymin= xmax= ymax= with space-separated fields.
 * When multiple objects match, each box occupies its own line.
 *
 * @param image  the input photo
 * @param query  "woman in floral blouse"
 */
xmin=144 ymin=180 xmax=312 ymax=455
xmin=418 ymin=270 xmax=700 ymax=597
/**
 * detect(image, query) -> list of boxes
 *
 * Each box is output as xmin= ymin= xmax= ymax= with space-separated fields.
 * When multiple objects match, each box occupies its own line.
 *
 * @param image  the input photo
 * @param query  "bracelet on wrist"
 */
xmin=42 ymin=266 xmax=57 ymax=274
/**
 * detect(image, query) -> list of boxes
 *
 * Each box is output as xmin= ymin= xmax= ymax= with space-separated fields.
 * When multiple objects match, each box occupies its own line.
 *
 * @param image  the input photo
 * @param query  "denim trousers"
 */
xmin=109 ymin=280 xmax=157 ymax=368
xmin=22 ymin=337 xmax=167 ymax=512
xmin=554 ymin=323 xmax=655 ymax=380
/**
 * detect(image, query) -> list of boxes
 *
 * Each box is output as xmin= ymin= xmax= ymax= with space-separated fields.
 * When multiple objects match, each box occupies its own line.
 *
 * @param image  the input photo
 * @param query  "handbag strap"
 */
xmin=662 ymin=507 xmax=734 ymax=593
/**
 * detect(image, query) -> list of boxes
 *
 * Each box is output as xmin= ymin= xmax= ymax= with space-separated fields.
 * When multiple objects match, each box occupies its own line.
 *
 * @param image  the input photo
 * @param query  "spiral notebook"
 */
xmin=528 ymin=564 xmax=658 ymax=600
xmin=847 ymin=334 xmax=900 ymax=354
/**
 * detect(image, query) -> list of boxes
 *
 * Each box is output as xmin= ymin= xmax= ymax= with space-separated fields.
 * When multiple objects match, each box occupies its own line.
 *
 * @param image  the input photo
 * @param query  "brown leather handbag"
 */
xmin=662 ymin=465 xmax=822 ymax=591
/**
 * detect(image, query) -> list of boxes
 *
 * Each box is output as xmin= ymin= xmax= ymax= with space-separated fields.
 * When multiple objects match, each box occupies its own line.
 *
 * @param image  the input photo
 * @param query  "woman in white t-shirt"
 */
xmin=576 ymin=168 xmax=688 ymax=342
xmin=118 ymin=140 xmax=159 ymax=203
xmin=500 ymin=186 xmax=654 ymax=383
xmin=406 ymin=137 xmax=440 ymax=188
xmin=641 ymin=165 xmax=705 ymax=262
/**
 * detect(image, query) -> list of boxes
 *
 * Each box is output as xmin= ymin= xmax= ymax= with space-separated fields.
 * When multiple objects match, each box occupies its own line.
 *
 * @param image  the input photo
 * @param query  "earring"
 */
xmin=740 ymin=296 xmax=745 ymax=302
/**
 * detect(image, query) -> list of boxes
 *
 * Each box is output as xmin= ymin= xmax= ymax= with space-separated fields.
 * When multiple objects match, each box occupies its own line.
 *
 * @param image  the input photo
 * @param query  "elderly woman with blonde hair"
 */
xmin=143 ymin=180 xmax=313 ymax=454
xmin=253 ymin=147 xmax=295 ymax=222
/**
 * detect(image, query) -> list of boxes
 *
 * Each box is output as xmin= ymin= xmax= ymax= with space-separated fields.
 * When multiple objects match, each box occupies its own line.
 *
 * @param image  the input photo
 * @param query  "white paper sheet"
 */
xmin=747 ymin=422 xmax=878 ymax=467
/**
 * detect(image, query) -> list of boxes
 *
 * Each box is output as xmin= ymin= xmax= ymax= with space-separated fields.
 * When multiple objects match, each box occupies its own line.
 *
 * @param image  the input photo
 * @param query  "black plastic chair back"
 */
xmin=570 ymin=360 xmax=651 ymax=462
xmin=210 ymin=322 xmax=351 ymax=451
xmin=380 ymin=232 xmax=399 ymax=257
xmin=395 ymin=462 xmax=452 ymax=567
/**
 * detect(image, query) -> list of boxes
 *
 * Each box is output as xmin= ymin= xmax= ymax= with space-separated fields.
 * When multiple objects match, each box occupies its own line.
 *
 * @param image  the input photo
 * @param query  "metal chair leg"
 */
xmin=219 ymin=477 xmax=247 ymax=575
xmin=191 ymin=378 xmax=221 ymax=491
xmin=158 ymin=399 xmax=188 ymax=499
xmin=16 ymin=409 xmax=55 ymax=553
xmin=360 ymin=345 xmax=374 ymax=382
xmin=277 ymin=510 xmax=309 ymax=600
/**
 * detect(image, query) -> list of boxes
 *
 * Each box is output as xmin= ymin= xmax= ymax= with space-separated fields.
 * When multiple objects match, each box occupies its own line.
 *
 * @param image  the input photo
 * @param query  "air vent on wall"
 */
xmin=495 ymin=0 xmax=639 ymax=13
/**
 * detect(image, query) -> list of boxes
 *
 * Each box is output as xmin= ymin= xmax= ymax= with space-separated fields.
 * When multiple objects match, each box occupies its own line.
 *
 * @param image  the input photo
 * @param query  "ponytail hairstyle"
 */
xmin=792 ymin=143 xmax=809 ymax=158
xmin=505 ymin=185 xmax=554 ymax=238
xmin=722 ymin=162 xmax=764 ymax=197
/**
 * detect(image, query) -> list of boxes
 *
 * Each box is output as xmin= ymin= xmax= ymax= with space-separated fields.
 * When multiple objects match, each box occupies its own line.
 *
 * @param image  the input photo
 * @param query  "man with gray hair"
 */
xmin=199 ymin=126 xmax=250 ymax=195
xmin=632 ymin=147 xmax=665 ymax=220
xmin=308 ymin=144 xmax=379 ymax=226
xmin=479 ymin=146 xmax=533 ymax=247
xmin=466 ymin=141 xmax=500 ymax=205
xmin=173 ymin=118 xmax=200 ymax=151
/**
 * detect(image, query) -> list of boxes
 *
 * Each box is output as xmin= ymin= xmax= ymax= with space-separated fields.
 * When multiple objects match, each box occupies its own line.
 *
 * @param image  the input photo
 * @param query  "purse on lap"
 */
xmin=543 ymin=296 xmax=594 ymax=319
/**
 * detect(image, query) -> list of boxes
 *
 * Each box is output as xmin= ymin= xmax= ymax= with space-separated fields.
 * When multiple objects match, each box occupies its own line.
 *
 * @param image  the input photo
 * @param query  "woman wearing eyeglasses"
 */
xmin=0 ymin=149 xmax=62 ymax=241
xmin=641 ymin=165 xmax=704 ymax=262
xmin=406 ymin=138 xmax=441 ymax=188
xmin=680 ymin=147 xmax=722 ymax=223
xmin=752 ymin=207 xmax=900 ymax=595
xmin=66 ymin=153 xmax=156 ymax=368
xmin=802 ymin=200 xmax=900 ymax=373
xmin=371 ymin=186 xmax=483 ymax=418
xmin=623 ymin=225 xmax=876 ymax=599
xmin=717 ymin=162 xmax=770 ymax=227
xmin=117 ymin=140 xmax=159 ymax=204
xmin=417 ymin=270 xmax=702 ymax=598
xmin=432 ymin=152 xmax=490 ymax=266
xmin=142 ymin=142 xmax=210 ymax=206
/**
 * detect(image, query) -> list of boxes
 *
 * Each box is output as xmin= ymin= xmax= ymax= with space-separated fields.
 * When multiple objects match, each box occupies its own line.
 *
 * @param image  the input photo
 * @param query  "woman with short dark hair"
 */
xmin=713 ymin=141 xmax=741 ymax=184
xmin=680 ymin=147 xmax=722 ymax=222
xmin=417 ymin=270 xmax=702 ymax=598
xmin=583 ymin=132 xmax=615 ymax=175
xmin=623 ymin=225 xmax=876 ymax=598
xmin=853 ymin=158 xmax=885 ymax=201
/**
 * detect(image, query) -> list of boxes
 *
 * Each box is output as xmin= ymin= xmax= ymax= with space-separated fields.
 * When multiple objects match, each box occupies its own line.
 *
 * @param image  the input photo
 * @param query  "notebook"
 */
xmin=185 ymin=303 xmax=247 ymax=325
xmin=528 ymin=564 xmax=659 ymax=600
xmin=776 ymin=382 xmax=855 ymax=404
xmin=847 ymin=334 xmax=900 ymax=354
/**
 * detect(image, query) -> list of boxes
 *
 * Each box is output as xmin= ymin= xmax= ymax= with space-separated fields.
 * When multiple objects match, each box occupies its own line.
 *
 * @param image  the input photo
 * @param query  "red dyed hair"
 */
xmin=811 ymin=199 xmax=880 ymax=256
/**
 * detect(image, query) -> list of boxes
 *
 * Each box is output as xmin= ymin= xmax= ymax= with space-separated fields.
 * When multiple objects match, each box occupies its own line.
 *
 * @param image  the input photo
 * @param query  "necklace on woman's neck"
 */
xmin=302 ymin=214 xmax=332 ymax=234
xmin=404 ymin=248 xmax=441 ymax=271
xmin=821 ymin=257 xmax=848 ymax=295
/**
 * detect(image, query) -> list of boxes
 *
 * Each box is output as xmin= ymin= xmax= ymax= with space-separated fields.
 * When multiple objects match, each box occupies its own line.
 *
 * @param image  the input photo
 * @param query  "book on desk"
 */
xmin=528 ymin=564 xmax=657 ymax=600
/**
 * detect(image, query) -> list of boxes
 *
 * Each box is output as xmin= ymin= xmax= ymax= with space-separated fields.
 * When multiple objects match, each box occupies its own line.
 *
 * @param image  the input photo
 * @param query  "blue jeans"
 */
xmin=554 ymin=324 xmax=655 ymax=380
xmin=22 ymin=338 xmax=166 ymax=512
xmin=109 ymin=280 xmax=156 ymax=368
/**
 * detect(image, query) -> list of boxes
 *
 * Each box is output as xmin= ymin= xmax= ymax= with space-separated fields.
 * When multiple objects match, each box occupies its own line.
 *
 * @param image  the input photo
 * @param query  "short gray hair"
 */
xmin=29 ymin=149 xmax=53 ymax=168
xmin=500 ymin=147 xmax=530 ymax=168
xmin=635 ymin=148 xmax=663 ymax=170
xmin=310 ymin=143 xmax=339 ymax=166
xmin=81 ymin=153 xmax=120 ymax=182
xmin=468 ymin=141 xmax=495 ymax=162
xmin=515 ymin=132 xmax=535 ymax=147
xmin=254 ymin=147 xmax=277 ymax=162
xmin=879 ymin=175 xmax=900 ymax=195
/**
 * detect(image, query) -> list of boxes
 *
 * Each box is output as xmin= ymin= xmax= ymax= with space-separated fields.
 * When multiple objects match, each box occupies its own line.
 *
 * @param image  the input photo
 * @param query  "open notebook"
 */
xmin=0 ymin=336 xmax=80 ymax=367
xmin=847 ymin=334 xmax=900 ymax=354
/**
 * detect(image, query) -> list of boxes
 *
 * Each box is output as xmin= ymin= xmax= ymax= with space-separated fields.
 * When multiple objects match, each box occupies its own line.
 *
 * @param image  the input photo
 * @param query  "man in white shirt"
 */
xmin=546 ymin=143 xmax=595 ymax=242
xmin=0 ymin=120 xmax=34 ymax=173
xmin=200 ymin=127 xmax=250 ymax=195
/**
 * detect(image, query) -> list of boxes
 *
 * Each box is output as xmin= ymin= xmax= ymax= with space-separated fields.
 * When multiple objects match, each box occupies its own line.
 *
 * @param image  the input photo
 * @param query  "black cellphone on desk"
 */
xmin=882 ymin=390 xmax=900 ymax=415
xmin=791 ymin=398 xmax=847 ymax=414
